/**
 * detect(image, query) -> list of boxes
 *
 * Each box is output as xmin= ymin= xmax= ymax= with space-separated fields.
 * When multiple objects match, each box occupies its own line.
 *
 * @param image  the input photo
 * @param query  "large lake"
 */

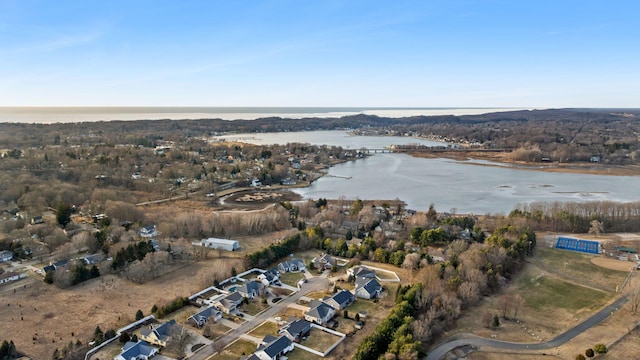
xmin=219 ymin=131 xmax=640 ymax=215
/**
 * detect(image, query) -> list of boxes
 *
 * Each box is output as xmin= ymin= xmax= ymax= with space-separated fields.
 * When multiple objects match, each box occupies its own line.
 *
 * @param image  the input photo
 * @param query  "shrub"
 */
xmin=594 ymin=343 xmax=607 ymax=354
xmin=585 ymin=348 xmax=594 ymax=357
xmin=575 ymin=355 xmax=586 ymax=360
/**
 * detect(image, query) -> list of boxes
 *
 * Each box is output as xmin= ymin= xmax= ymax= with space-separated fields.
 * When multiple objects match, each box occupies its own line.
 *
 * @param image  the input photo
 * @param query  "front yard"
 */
xmin=279 ymin=271 xmax=305 ymax=287
xmin=247 ymin=321 xmax=278 ymax=338
xmin=211 ymin=339 xmax=257 ymax=360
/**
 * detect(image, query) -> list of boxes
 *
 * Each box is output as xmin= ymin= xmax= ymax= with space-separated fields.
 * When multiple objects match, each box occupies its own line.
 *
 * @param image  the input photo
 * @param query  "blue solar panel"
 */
xmin=555 ymin=237 xmax=599 ymax=254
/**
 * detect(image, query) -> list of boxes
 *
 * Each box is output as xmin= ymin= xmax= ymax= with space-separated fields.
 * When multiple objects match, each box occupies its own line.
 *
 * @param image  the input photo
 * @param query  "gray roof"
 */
xmin=226 ymin=291 xmax=244 ymax=303
xmin=260 ymin=335 xmax=292 ymax=357
xmin=331 ymin=289 xmax=355 ymax=306
xmin=282 ymin=319 xmax=311 ymax=337
xmin=351 ymin=265 xmax=376 ymax=278
xmin=357 ymin=278 xmax=382 ymax=296
xmin=119 ymin=341 xmax=156 ymax=359
xmin=189 ymin=306 xmax=220 ymax=327
xmin=238 ymin=281 xmax=262 ymax=296
xmin=306 ymin=302 xmax=333 ymax=319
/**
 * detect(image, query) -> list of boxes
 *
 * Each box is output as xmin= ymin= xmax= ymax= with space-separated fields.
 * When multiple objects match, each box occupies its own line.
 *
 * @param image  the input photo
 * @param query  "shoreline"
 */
xmin=406 ymin=150 xmax=640 ymax=177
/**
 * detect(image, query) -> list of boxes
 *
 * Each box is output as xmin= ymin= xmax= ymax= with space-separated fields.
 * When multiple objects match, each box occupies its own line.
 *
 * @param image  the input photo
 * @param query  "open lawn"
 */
xmin=286 ymin=348 xmax=324 ymax=360
xmin=305 ymin=327 xmax=343 ymax=352
xmin=242 ymin=298 xmax=270 ymax=316
xmin=279 ymin=271 xmax=305 ymax=287
xmin=210 ymin=339 xmax=257 ymax=360
xmin=515 ymin=275 xmax=611 ymax=312
xmin=535 ymin=247 xmax=627 ymax=291
xmin=203 ymin=322 xmax=231 ymax=340
xmin=277 ymin=307 xmax=304 ymax=319
xmin=248 ymin=321 xmax=278 ymax=338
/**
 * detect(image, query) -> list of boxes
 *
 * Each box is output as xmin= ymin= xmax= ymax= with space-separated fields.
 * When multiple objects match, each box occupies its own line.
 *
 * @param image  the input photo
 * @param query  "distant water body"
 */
xmin=0 ymin=107 xmax=526 ymax=124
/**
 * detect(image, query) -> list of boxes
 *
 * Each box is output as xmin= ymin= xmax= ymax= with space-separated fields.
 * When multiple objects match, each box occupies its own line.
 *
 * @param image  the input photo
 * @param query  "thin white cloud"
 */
xmin=14 ymin=31 xmax=103 ymax=53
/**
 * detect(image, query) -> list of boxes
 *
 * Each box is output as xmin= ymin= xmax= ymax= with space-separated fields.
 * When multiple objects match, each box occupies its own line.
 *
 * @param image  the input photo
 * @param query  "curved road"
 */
xmin=426 ymin=296 xmax=628 ymax=360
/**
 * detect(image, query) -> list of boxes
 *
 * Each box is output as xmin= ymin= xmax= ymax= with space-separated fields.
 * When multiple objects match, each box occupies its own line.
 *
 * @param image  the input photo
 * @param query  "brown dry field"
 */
xmin=0 ymin=257 xmax=242 ymax=360
xmin=0 ymin=224 xmax=298 ymax=360
xmin=591 ymin=256 xmax=637 ymax=272
xmin=409 ymin=150 xmax=640 ymax=176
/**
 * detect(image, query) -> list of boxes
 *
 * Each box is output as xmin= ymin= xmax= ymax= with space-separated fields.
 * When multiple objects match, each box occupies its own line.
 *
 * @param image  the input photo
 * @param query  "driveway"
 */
xmin=426 ymin=296 xmax=629 ymax=360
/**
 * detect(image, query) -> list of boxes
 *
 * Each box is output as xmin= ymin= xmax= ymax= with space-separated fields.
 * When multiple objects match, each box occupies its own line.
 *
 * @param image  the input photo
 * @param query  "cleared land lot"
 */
xmin=0 ymin=257 xmax=243 ymax=360
xmin=449 ymin=246 xmax=624 ymax=341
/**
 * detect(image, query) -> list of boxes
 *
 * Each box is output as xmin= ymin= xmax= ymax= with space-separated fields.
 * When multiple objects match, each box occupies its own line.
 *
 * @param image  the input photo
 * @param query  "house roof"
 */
xmin=119 ymin=341 xmax=157 ymax=359
xmin=306 ymin=302 xmax=333 ymax=319
xmin=282 ymin=319 xmax=311 ymax=337
xmin=141 ymin=319 xmax=175 ymax=340
xmin=0 ymin=272 xmax=21 ymax=281
xmin=260 ymin=335 xmax=292 ymax=357
xmin=238 ymin=281 xmax=262 ymax=295
xmin=226 ymin=291 xmax=244 ymax=302
xmin=330 ymin=289 xmax=355 ymax=306
xmin=356 ymin=278 xmax=382 ymax=296
xmin=350 ymin=265 xmax=376 ymax=278
xmin=189 ymin=306 xmax=220 ymax=326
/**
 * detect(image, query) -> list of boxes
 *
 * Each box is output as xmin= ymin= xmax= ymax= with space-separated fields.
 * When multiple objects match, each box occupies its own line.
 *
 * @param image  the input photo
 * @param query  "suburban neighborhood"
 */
xmin=83 ymin=256 xmax=397 ymax=360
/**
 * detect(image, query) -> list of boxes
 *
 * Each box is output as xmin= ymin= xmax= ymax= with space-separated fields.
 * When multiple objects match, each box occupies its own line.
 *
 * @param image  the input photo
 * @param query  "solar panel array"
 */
xmin=555 ymin=236 xmax=599 ymax=254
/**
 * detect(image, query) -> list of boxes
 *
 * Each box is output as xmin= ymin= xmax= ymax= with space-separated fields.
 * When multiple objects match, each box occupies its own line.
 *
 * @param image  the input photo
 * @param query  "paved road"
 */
xmin=426 ymin=296 xmax=628 ymax=360
xmin=189 ymin=275 xmax=330 ymax=360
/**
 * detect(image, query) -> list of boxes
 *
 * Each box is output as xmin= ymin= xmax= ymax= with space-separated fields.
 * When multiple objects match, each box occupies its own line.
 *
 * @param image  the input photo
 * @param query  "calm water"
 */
xmin=0 ymin=107 xmax=522 ymax=123
xmin=218 ymin=130 xmax=640 ymax=214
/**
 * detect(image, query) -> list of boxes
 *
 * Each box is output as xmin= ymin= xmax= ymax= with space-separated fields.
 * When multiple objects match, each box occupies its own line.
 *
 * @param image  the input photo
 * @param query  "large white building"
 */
xmin=193 ymin=237 xmax=239 ymax=251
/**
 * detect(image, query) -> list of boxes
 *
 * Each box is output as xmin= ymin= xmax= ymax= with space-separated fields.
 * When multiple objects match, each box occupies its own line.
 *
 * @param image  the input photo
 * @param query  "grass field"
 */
xmin=535 ymin=247 xmax=627 ymax=291
xmin=211 ymin=339 xmax=257 ymax=360
xmin=516 ymin=274 xmax=610 ymax=311
xmin=248 ymin=321 xmax=278 ymax=338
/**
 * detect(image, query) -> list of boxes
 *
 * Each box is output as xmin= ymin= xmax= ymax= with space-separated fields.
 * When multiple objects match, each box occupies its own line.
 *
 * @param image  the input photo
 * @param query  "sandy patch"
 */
xmin=591 ymin=257 xmax=635 ymax=272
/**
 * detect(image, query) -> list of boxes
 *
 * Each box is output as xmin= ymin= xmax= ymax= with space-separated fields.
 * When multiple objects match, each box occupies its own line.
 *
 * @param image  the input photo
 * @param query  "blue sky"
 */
xmin=0 ymin=0 xmax=638 ymax=107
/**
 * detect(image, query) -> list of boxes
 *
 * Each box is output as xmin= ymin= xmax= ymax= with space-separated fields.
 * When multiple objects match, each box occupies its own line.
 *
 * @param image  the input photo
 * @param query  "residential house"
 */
xmin=114 ymin=340 xmax=158 ymax=360
xmin=81 ymin=253 xmax=104 ymax=265
xmin=237 ymin=280 xmax=263 ymax=299
xmin=304 ymin=301 xmax=335 ymax=325
xmin=214 ymin=292 xmax=244 ymax=314
xmin=139 ymin=319 xmax=176 ymax=347
xmin=139 ymin=225 xmax=158 ymax=238
xmin=355 ymin=277 xmax=382 ymax=300
xmin=44 ymin=259 xmax=68 ymax=273
xmin=30 ymin=216 xmax=44 ymax=225
xmin=347 ymin=265 xmax=376 ymax=279
xmin=312 ymin=253 xmax=335 ymax=270
xmin=279 ymin=319 xmax=311 ymax=342
xmin=254 ymin=335 xmax=294 ymax=360
xmin=188 ymin=306 xmax=222 ymax=328
xmin=278 ymin=258 xmax=306 ymax=273
xmin=324 ymin=289 xmax=355 ymax=311
xmin=258 ymin=269 xmax=279 ymax=286
xmin=0 ymin=250 xmax=13 ymax=263
xmin=0 ymin=272 xmax=26 ymax=285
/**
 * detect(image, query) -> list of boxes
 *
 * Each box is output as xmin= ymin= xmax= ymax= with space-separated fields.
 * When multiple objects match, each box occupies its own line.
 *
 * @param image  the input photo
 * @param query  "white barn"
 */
xmin=194 ymin=237 xmax=239 ymax=251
